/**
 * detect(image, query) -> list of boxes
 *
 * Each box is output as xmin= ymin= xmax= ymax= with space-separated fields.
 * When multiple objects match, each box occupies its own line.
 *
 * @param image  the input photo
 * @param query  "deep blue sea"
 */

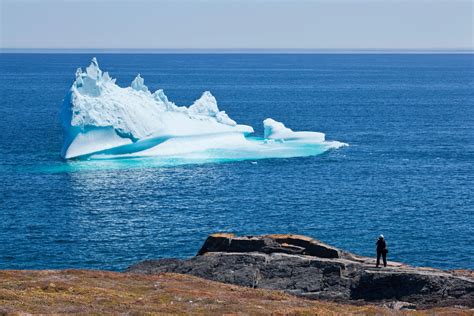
xmin=0 ymin=54 xmax=473 ymax=271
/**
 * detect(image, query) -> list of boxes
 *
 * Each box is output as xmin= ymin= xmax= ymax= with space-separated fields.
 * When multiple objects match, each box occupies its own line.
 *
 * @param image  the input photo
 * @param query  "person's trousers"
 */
xmin=376 ymin=250 xmax=387 ymax=267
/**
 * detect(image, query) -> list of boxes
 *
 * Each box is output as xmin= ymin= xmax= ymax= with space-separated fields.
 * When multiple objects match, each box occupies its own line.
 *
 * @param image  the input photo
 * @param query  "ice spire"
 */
xmin=86 ymin=57 xmax=102 ymax=80
xmin=72 ymin=57 xmax=114 ymax=97
xmin=131 ymin=74 xmax=149 ymax=93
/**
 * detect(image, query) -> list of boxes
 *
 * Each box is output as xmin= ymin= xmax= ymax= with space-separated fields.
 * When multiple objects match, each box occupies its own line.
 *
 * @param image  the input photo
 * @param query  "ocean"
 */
xmin=0 ymin=53 xmax=473 ymax=270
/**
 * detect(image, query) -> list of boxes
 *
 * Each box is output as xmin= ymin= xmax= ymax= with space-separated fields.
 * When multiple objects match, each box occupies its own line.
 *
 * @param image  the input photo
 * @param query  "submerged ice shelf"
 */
xmin=60 ymin=58 xmax=347 ymax=163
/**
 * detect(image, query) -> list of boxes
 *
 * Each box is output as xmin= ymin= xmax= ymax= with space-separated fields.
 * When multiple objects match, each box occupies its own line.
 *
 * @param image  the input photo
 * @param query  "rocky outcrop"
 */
xmin=196 ymin=233 xmax=342 ymax=258
xmin=126 ymin=234 xmax=474 ymax=309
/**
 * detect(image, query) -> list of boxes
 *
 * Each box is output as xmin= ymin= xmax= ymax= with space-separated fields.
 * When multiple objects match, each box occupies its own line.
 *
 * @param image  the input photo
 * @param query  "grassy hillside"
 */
xmin=0 ymin=270 xmax=471 ymax=315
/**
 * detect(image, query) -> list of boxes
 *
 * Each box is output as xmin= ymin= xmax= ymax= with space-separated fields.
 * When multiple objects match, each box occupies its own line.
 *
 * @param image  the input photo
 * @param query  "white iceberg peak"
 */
xmin=91 ymin=57 xmax=98 ymax=66
xmin=75 ymin=67 xmax=82 ymax=78
xmin=152 ymin=89 xmax=177 ymax=111
xmin=72 ymin=57 xmax=115 ymax=97
xmin=188 ymin=91 xmax=237 ymax=126
xmin=131 ymin=74 xmax=149 ymax=93
xmin=189 ymin=91 xmax=218 ymax=115
xmin=86 ymin=57 xmax=101 ymax=80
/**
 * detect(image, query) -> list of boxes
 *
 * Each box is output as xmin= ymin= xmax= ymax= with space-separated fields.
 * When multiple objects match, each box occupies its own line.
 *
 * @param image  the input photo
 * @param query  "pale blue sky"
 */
xmin=0 ymin=0 xmax=472 ymax=50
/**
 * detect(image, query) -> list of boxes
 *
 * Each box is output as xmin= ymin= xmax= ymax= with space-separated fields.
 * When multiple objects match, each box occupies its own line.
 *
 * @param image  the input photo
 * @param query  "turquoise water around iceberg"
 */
xmin=10 ymin=137 xmax=332 ymax=173
xmin=0 ymin=53 xmax=473 ymax=270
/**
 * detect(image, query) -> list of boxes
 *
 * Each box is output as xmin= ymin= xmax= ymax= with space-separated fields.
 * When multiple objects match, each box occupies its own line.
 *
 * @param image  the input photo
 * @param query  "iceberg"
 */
xmin=60 ymin=58 xmax=347 ymax=163
xmin=264 ymin=118 xmax=325 ymax=142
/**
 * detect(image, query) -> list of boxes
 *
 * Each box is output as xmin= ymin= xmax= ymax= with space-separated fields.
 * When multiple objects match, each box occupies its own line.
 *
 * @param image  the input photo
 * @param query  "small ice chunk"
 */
xmin=263 ymin=118 xmax=325 ymax=142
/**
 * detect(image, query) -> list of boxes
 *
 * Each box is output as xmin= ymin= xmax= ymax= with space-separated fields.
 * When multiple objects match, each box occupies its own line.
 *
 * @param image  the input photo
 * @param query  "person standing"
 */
xmin=376 ymin=234 xmax=388 ymax=267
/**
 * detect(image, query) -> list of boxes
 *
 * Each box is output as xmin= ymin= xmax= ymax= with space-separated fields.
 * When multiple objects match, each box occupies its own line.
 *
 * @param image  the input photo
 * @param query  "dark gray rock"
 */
xmin=196 ymin=233 xmax=341 ymax=258
xmin=126 ymin=233 xmax=474 ymax=309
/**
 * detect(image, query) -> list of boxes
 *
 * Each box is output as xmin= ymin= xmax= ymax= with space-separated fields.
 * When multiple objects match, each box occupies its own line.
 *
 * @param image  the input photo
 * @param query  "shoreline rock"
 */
xmin=127 ymin=233 xmax=474 ymax=309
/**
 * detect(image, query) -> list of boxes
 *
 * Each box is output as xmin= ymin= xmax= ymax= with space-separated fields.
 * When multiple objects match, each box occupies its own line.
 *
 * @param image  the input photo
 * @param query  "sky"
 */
xmin=0 ymin=0 xmax=472 ymax=50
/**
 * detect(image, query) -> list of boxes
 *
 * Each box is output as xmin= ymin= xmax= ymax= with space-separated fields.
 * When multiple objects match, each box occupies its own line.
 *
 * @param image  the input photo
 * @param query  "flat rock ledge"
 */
xmin=126 ymin=233 xmax=474 ymax=309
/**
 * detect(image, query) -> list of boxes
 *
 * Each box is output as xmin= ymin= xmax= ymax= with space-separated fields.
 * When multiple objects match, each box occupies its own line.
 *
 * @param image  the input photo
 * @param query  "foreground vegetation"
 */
xmin=0 ymin=270 xmax=471 ymax=315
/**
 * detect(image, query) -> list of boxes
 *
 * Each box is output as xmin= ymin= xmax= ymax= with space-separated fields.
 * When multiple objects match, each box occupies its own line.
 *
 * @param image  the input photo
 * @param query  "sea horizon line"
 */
xmin=1 ymin=48 xmax=473 ymax=54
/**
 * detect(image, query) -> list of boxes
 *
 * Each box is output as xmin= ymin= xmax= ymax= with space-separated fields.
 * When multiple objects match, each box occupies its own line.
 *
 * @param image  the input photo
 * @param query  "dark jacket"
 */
xmin=376 ymin=238 xmax=387 ymax=252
